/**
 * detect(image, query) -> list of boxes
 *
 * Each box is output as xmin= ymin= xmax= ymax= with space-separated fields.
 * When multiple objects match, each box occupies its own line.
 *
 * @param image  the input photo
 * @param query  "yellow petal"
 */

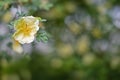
xmin=12 ymin=39 xmax=23 ymax=53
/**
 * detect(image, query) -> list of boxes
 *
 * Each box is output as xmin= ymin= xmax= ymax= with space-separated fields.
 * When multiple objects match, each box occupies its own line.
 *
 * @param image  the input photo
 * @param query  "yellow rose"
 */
xmin=13 ymin=16 xmax=39 ymax=44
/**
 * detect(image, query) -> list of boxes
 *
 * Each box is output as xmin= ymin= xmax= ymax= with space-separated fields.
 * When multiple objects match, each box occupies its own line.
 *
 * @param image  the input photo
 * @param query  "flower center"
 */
xmin=21 ymin=23 xmax=32 ymax=36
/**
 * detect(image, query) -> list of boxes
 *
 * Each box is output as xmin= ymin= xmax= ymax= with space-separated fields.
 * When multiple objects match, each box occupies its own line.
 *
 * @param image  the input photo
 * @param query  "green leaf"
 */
xmin=16 ymin=11 xmax=27 ymax=18
xmin=36 ymin=29 xmax=49 ymax=43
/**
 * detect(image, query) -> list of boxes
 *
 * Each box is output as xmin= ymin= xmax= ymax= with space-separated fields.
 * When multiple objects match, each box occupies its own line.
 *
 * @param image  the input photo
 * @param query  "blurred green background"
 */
xmin=0 ymin=0 xmax=120 ymax=80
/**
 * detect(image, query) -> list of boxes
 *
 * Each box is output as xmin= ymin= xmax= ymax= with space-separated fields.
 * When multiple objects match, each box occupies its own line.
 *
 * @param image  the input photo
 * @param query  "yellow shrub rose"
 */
xmin=13 ymin=16 xmax=39 ymax=44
